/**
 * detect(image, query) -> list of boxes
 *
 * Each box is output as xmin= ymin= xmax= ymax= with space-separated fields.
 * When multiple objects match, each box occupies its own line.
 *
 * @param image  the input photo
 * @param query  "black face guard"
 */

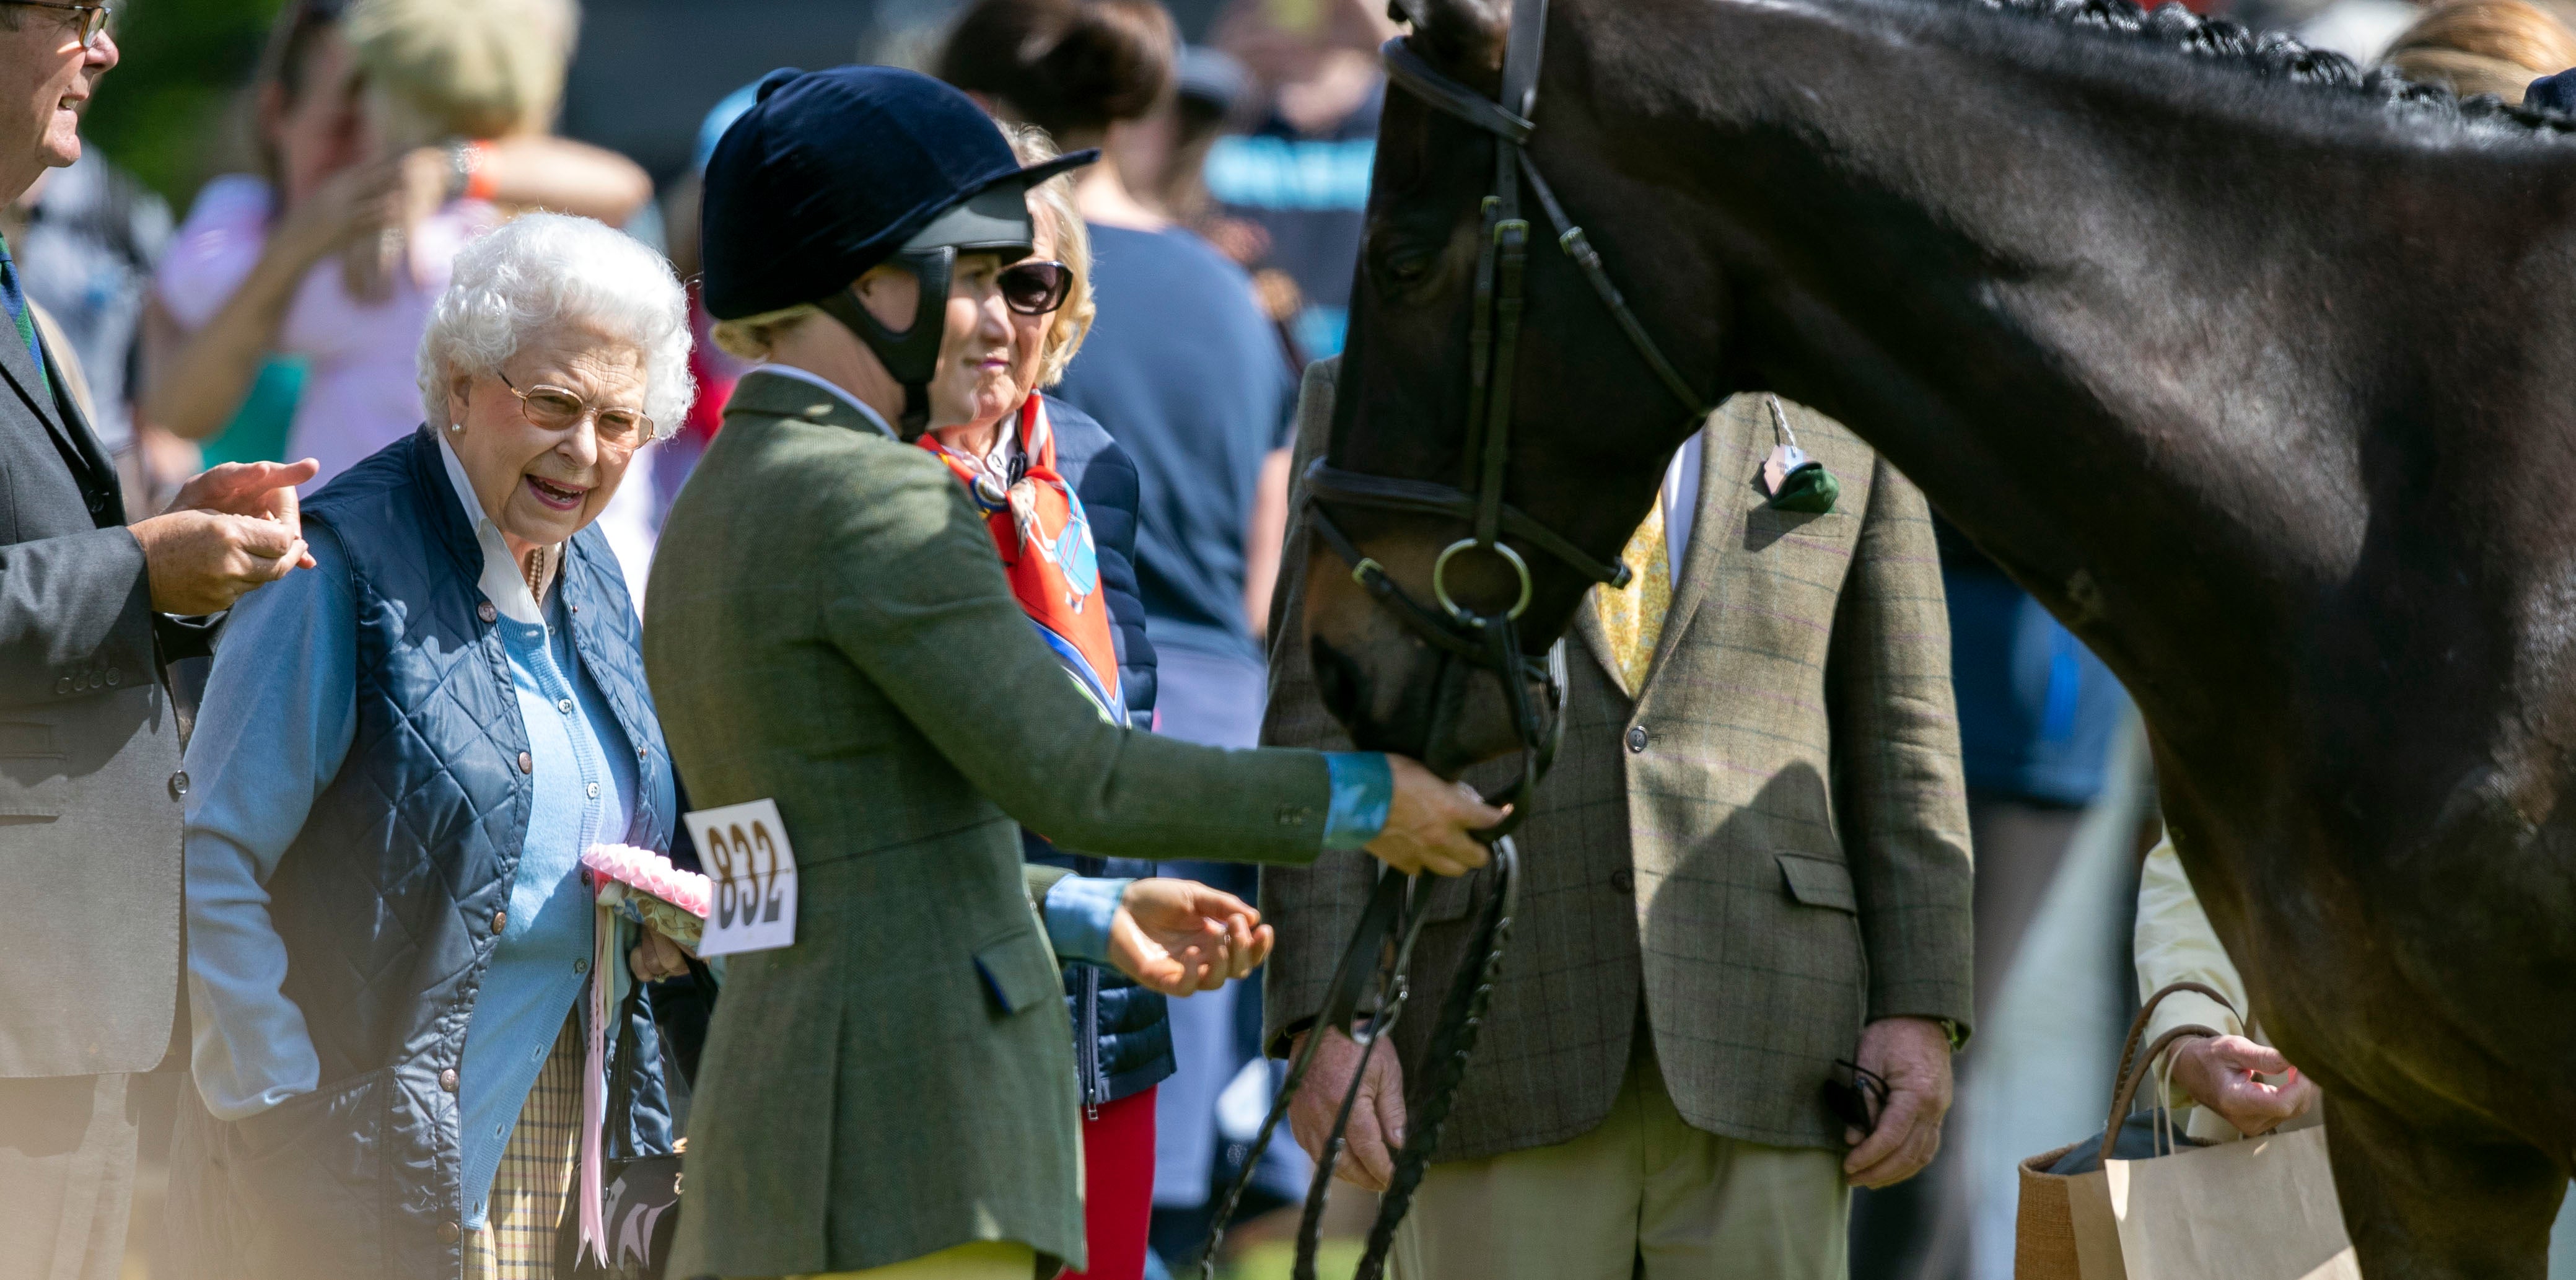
xmin=812 ymin=181 xmax=1038 ymax=439
xmin=815 ymin=247 xmax=956 ymax=441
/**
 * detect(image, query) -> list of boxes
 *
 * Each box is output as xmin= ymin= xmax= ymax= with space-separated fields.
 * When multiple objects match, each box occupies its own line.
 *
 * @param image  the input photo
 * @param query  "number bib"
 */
xmin=681 ymin=799 xmax=800 ymax=957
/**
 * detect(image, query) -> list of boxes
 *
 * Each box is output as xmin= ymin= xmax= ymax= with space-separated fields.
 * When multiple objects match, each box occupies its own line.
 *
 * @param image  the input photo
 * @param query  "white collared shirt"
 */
xmin=754 ymin=362 xmax=900 ymax=440
xmin=436 ymin=432 xmax=554 ymax=626
xmin=1660 ymin=430 xmax=1704 ymax=581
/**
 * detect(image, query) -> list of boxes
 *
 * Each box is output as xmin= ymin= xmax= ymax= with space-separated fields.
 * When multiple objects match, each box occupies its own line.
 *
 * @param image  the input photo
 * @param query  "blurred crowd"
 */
xmin=6 ymin=0 xmax=2576 ymax=1277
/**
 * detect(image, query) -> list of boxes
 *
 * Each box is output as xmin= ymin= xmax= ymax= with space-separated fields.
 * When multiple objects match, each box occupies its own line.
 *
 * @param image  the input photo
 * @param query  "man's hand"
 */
xmin=1844 ymin=1015 xmax=1953 ymax=1189
xmin=1365 ymin=754 xmax=1507 ymax=878
xmin=1109 ymin=879 xmax=1274 ymax=996
xmin=2168 ymin=1033 xmax=2316 ymax=1136
xmin=132 ymin=458 xmax=322 ymax=615
xmin=1287 ymin=1026 xmax=1407 ymax=1191
xmin=627 ymin=924 xmax=693 ymax=981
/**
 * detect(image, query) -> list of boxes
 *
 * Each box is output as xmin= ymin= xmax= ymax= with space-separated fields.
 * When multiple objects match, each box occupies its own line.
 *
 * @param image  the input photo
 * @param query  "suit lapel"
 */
xmin=1638 ymin=398 xmax=1760 ymax=695
xmin=1573 ymin=590 xmax=1626 ymax=698
xmin=2 ymin=320 xmax=116 ymax=519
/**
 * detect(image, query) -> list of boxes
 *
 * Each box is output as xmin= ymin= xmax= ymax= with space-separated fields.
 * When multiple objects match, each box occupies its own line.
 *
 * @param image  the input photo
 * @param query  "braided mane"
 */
xmin=1975 ymin=0 xmax=2576 ymax=133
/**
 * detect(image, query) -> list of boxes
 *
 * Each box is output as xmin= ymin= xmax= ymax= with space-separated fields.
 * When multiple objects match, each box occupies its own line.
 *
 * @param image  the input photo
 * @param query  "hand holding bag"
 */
xmin=556 ymin=962 xmax=712 ymax=1280
xmin=2015 ymin=981 xmax=2357 ymax=1280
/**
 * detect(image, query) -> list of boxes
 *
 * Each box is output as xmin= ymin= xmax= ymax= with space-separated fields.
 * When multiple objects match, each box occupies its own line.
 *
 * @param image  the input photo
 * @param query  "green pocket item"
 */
xmin=1768 ymin=462 xmax=1840 ymax=514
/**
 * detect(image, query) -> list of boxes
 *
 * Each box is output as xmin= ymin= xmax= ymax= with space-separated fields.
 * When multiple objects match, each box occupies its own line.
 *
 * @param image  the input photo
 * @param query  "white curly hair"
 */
xmin=418 ymin=213 xmax=694 ymax=439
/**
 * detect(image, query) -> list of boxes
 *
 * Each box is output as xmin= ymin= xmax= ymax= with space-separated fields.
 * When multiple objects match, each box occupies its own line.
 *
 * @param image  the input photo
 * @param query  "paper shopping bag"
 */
xmin=2017 ymin=981 xmax=2358 ymax=1280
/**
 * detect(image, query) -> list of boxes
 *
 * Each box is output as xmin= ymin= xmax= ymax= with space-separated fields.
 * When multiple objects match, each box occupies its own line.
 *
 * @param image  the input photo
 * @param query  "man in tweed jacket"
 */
xmin=1262 ymin=361 xmax=1975 ymax=1278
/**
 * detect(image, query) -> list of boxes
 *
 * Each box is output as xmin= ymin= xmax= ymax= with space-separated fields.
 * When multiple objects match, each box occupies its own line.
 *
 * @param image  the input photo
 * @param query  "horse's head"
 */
xmin=1302 ymin=0 xmax=1730 ymax=771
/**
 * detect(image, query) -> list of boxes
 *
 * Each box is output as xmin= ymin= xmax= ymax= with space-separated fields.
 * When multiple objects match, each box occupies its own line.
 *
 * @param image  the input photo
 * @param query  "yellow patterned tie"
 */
xmin=1593 ymin=496 xmax=1671 ymax=694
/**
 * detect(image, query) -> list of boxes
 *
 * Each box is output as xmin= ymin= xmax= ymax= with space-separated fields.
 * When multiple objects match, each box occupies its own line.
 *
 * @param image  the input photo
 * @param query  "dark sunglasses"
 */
xmin=1000 ymin=260 xmax=1074 ymax=317
xmin=1822 ymin=1058 xmax=1889 ymax=1136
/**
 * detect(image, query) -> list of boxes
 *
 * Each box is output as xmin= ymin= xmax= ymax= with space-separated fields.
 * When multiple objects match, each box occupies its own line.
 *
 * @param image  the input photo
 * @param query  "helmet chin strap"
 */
xmin=813 ymin=245 xmax=957 ymax=441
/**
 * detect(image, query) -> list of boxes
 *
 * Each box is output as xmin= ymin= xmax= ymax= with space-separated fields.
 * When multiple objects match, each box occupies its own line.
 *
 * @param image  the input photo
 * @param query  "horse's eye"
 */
xmin=1381 ymin=250 xmax=1435 ymax=289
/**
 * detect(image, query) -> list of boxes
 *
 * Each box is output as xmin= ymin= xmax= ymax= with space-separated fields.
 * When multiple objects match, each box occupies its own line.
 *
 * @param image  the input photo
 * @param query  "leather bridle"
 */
xmin=1198 ymin=1 xmax=1714 ymax=1276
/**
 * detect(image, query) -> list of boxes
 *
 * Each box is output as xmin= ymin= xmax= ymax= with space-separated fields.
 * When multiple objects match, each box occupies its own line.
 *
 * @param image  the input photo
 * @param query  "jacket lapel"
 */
xmin=1638 ymin=398 xmax=1761 ymax=695
xmin=727 ymin=369 xmax=896 ymax=439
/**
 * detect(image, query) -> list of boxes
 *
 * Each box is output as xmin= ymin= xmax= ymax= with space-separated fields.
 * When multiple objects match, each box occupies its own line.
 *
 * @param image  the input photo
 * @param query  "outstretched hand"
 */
xmin=1110 ymin=878 xmax=1274 ymax=996
xmin=1365 ymin=754 xmax=1507 ymax=878
xmin=131 ymin=459 xmax=323 ymax=616
xmin=2170 ymin=1033 xmax=2317 ymax=1136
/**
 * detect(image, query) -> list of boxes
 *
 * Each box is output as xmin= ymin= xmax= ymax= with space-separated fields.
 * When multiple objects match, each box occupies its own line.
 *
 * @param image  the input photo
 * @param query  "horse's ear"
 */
xmin=1400 ymin=0 xmax=1508 ymax=77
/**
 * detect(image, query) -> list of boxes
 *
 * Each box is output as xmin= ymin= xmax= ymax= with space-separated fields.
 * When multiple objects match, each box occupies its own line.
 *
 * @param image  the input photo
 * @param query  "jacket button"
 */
xmin=517 ymin=752 xmax=533 ymax=774
xmin=439 ymin=1067 xmax=458 ymax=1092
xmin=557 ymin=698 xmax=574 ymax=714
xmin=477 ymin=601 xmax=498 ymax=625
xmin=1611 ymin=867 xmax=1636 ymax=895
xmin=585 ymin=782 xmax=600 ymax=799
xmin=1275 ymin=804 xmax=1308 ymax=826
xmin=168 ymin=771 xmax=190 ymax=800
xmin=53 ymin=676 xmax=69 ymax=695
xmin=102 ymin=667 xmax=118 ymax=687
xmin=637 ymin=745 xmax=648 ymax=761
xmin=1627 ymin=725 xmax=1649 ymax=753
xmin=437 ymin=1220 xmax=461 ymax=1245
xmin=573 ymin=957 xmax=589 ymax=975
xmin=491 ymin=910 xmax=507 ymax=933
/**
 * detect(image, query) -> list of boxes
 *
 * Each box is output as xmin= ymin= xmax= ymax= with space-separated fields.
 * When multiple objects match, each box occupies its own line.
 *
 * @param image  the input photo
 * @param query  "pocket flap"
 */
xmin=1776 ymin=853 xmax=1858 ymax=913
xmin=975 ymin=929 xmax=1064 ymax=1016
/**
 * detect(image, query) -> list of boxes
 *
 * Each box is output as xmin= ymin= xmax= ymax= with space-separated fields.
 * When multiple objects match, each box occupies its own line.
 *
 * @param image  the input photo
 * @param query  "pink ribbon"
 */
xmin=579 ymin=881 xmax=612 ymax=1268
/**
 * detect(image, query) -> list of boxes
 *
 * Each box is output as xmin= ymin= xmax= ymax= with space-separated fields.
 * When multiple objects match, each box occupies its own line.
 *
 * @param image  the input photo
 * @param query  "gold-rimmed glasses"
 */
xmin=497 ymin=372 xmax=653 ymax=447
xmin=4 ymin=1 xmax=112 ymax=48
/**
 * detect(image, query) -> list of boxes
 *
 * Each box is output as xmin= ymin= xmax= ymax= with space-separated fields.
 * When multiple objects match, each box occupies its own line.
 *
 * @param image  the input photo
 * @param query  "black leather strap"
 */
xmin=1382 ymin=38 xmax=1535 ymax=143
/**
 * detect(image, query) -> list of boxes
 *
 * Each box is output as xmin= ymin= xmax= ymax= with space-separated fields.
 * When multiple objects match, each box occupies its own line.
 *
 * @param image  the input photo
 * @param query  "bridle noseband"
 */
xmin=1199 ymin=2 xmax=1714 ymax=1276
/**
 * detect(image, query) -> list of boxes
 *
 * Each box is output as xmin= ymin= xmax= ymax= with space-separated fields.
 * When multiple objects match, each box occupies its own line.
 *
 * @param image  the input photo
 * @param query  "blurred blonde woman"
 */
xmin=2381 ymin=0 xmax=2576 ymax=100
xmin=146 ymin=0 xmax=654 ymax=493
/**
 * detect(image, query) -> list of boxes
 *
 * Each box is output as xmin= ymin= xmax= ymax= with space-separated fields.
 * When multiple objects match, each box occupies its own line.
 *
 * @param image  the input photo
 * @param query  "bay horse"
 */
xmin=1297 ymin=0 xmax=2576 ymax=1273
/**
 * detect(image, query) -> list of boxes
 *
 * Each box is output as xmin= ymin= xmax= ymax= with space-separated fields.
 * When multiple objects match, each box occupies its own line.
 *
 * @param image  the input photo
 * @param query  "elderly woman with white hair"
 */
xmin=162 ymin=212 xmax=695 ymax=1280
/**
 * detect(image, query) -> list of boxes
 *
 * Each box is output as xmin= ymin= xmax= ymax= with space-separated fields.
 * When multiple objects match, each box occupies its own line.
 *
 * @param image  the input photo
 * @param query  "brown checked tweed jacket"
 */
xmin=1261 ymin=361 xmax=1974 ymax=1158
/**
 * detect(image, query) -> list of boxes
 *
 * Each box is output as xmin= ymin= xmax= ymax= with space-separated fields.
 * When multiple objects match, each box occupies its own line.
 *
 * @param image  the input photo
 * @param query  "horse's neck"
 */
xmin=1616 ymin=0 xmax=2570 ymax=738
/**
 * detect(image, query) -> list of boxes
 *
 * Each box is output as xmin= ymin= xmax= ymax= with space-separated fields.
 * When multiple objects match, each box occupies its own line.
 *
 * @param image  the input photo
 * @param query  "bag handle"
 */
xmin=2103 ymin=981 xmax=2243 ymax=1144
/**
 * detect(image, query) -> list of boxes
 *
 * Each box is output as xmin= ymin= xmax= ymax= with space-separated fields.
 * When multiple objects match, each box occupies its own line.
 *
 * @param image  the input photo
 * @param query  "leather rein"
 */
xmin=1198 ymin=2 xmax=1711 ymax=1276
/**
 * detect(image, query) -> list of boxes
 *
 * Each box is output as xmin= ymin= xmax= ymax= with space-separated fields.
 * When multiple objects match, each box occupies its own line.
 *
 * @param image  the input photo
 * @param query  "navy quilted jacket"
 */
xmin=1028 ymin=396 xmax=1175 ymax=1105
xmin=162 ymin=430 xmax=678 ymax=1279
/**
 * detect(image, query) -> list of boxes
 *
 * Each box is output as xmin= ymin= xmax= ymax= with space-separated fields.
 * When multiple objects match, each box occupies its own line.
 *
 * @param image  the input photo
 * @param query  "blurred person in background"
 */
xmin=138 ymin=0 xmax=659 ymax=586
xmin=2380 ymin=0 xmax=2576 ymax=95
xmin=164 ymin=214 xmax=694 ymax=1279
xmin=6 ymin=147 xmax=173 ymax=509
xmin=1201 ymin=0 xmax=1393 ymax=361
xmin=988 ymin=121 xmax=1178 ymax=1280
xmin=938 ymin=1 xmax=1315 ymax=1255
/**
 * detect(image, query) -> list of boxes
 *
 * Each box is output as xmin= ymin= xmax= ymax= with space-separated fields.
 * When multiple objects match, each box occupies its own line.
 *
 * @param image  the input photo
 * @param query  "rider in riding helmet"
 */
xmin=651 ymin=65 xmax=1505 ymax=1280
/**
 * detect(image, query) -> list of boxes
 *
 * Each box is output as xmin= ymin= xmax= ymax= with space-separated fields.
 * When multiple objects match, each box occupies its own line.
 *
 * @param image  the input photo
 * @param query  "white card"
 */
xmin=683 ymin=799 xmax=799 ymax=957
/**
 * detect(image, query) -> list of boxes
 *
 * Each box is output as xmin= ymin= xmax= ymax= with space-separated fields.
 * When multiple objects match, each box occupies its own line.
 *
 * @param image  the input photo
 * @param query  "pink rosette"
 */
xmin=581 ymin=843 xmax=711 ymax=949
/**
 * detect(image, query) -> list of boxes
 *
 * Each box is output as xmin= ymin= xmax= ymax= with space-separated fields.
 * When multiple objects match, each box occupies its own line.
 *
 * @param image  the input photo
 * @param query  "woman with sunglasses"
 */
xmin=654 ymin=66 xmax=1502 ymax=1280
xmin=165 ymin=214 xmax=698 ymax=1280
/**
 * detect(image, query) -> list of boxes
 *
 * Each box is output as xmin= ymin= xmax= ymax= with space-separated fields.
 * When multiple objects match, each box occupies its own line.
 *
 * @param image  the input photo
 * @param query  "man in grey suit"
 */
xmin=1264 ymin=364 xmax=1976 ymax=1279
xmin=0 ymin=9 xmax=315 ymax=1275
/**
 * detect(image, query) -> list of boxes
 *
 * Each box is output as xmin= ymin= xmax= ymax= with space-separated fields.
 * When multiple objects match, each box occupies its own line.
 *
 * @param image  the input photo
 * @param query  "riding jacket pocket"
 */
xmin=975 ymin=928 xmax=1066 ymax=1016
xmin=1776 ymin=852 xmax=1859 ymax=913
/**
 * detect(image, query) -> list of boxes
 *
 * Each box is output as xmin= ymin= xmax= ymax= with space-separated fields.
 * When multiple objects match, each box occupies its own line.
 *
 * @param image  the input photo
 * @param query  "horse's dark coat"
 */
xmin=1302 ymin=0 xmax=2576 ymax=1273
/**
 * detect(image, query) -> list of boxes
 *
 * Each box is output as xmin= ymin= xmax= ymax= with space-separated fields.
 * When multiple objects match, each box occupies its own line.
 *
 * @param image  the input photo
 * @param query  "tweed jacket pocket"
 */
xmin=975 ymin=929 xmax=1065 ymax=1015
xmin=1776 ymin=852 xmax=1859 ymax=913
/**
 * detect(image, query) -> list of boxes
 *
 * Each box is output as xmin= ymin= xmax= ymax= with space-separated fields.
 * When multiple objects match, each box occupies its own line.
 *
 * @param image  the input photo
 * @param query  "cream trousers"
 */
xmin=1390 ymin=1037 xmax=1849 ymax=1280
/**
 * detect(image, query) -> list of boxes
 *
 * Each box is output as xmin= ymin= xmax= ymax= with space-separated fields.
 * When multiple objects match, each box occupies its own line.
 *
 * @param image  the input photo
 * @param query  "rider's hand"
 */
xmin=2169 ymin=1033 xmax=2317 ymax=1136
xmin=1843 ymin=1015 xmax=1954 ymax=1188
xmin=1288 ymin=1026 xmax=1408 ymax=1191
xmin=1365 ymin=755 xmax=1507 ymax=877
xmin=1109 ymin=879 xmax=1274 ymax=996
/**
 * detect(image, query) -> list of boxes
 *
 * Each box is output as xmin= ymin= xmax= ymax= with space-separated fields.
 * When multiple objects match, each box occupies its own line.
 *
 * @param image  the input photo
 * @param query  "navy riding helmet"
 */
xmin=699 ymin=65 xmax=1096 ymax=436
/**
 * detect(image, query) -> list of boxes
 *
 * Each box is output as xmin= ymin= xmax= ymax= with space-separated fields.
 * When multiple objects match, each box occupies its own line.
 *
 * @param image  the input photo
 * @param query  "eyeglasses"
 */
xmin=497 ymin=372 xmax=653 ymax=446
xmin=5 ymin=1 xmax=112 ymax=48
xmin=1000 ymin=260 xmax=1073 ymax=317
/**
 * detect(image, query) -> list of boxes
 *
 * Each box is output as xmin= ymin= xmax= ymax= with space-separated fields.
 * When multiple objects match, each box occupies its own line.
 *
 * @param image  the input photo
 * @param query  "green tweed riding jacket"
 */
xmin=647 ymin=370 xmax=1336 ymax=1277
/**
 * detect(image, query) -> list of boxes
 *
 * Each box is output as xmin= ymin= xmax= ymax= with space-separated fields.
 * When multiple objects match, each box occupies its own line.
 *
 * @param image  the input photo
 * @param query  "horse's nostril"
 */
xmin=1312 ymin=635 xmax=1363 ymax=725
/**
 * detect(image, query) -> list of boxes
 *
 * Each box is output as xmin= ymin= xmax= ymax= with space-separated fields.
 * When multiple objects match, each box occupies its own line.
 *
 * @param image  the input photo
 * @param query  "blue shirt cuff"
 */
xmin=1041 ymin=875 xmax=1131 ymax=967
xmin=1322 ymin=752 xmax=1394 ymax=851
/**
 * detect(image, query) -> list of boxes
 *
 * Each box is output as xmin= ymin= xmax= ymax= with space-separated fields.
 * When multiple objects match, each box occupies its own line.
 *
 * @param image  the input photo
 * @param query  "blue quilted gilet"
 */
xmin=251 ymin=428 xmax=676 ymax=1277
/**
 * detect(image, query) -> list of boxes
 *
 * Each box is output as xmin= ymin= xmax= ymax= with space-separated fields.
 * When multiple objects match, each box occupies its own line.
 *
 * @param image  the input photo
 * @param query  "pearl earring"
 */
xmin=448 ymin=421 xmax=464 ymax=433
